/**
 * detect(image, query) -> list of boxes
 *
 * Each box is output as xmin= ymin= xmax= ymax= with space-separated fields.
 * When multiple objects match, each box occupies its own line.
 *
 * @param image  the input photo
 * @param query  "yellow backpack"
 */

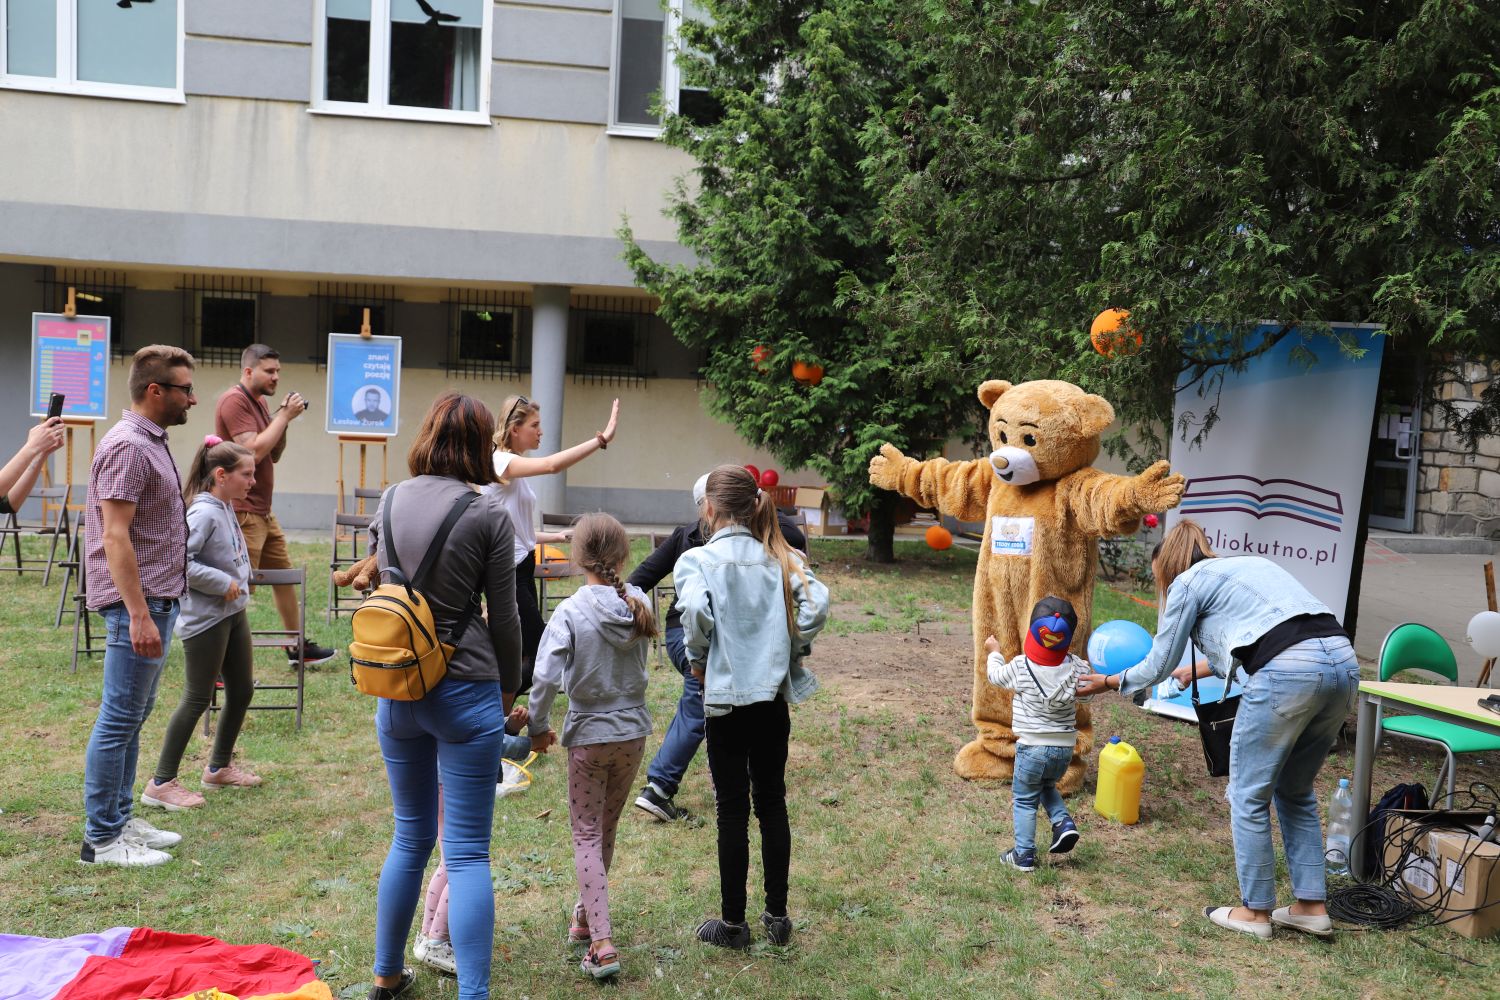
xmin=349 ymin=487 xmax=481 ymax=700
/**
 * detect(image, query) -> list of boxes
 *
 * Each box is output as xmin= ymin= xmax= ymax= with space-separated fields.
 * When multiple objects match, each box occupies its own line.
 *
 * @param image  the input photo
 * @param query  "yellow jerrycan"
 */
xmin=1094 ymin=736 xmax=1144 ymax=824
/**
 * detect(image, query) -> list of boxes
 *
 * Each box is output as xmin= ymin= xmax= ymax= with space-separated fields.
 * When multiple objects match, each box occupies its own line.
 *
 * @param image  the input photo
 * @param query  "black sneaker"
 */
xmin=1001 ymin=848 xmax=1037 ymax=872
xmin=1049 ymin=816 xmax=1080 ymax=855
xmin=288 ymin=641 xmax=338 ymax=667
xmin=695 ymin=918 xmax=752 ymax=950
xmin=635 ymin=784 xmax=684 ymax=822
xmin=366 ymin=968 xmax=414 ymax=1000
xmin=761 ymin=911 xmax=793 ymax=946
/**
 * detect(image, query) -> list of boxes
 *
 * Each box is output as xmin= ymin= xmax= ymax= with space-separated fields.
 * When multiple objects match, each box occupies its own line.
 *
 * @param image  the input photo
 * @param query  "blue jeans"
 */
xmin=84 ymin=599 xmax=179 ymax=845
xmin=644 ymin=627 xmax=704 ymax=798
xmin=374 ymin=677 xmax=504 ymax=1000
xmin=1228 ymin=637 xmax=1359 ymax=910
xmin=1011 ymin=743 xmax=1073 ymax=854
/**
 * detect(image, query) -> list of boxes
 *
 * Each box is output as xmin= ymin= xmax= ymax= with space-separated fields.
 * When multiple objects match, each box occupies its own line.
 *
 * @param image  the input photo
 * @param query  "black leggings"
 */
xmin=705 ymin=698 xmax=792 ymax=923
xmin=514 ymin=552 xmax=543 ymax=694
xmin=154 ymin=610 xmax=254 ymax=782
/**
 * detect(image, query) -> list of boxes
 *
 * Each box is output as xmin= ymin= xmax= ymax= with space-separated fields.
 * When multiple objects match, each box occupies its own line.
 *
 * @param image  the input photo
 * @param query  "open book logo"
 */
xmin=1180 ymin=475 xmax=1343 ymax=531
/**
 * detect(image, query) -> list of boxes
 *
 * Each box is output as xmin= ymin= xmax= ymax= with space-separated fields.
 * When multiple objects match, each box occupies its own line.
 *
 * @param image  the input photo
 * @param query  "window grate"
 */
xmin=178 ymin=274 xmax=264 ymax=367
xmin=38 ymin=268 xmax=132 ymax=360
xmin=444 ymin=288 xmax=531 ymax=379
xmin=567 ymin=295 xmax=656 ymax=387
xmin=311 ymin=283 xmax=399 ymax=370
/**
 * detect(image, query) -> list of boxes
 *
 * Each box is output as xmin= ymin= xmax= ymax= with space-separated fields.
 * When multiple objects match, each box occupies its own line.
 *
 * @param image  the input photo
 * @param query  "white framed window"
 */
xmin=312 ymin=0 xmax=491 ymax=125
xmin=0 ymin=0 xmax=184 ymax=102
xmin=609 ymin=0 xmax=718 ymax=137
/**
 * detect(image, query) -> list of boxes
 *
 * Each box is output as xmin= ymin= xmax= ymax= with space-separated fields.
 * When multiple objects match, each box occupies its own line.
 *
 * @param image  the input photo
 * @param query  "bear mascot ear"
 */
xmin=977 ymin=380 xmax=1012 ymax=408
xmin=1074 ymin=392 xmax=1116 ymax=437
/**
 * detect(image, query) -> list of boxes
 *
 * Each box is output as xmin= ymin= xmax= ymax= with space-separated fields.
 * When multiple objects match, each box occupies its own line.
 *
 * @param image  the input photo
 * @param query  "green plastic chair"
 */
xmin=1376 ymin=622 xmax=1500 ymax=806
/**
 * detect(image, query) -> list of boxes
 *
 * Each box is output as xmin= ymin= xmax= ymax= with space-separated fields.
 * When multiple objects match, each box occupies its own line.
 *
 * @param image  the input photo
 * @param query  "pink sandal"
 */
xmin=567 ymin=904 xmax=591 ymax=943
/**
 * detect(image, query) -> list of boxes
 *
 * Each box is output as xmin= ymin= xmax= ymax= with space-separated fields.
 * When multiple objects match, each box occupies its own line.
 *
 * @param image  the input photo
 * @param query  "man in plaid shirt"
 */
xmin=80 ymin=346 xmax=197 ymax=866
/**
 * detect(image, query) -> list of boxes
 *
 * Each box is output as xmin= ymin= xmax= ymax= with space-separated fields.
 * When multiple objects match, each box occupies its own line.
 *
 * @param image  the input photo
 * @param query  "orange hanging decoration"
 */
xmin=1090 ymin=309 xmax=1143 ymax=357
xmin=791 ymin=361 xmax=825 ymax=386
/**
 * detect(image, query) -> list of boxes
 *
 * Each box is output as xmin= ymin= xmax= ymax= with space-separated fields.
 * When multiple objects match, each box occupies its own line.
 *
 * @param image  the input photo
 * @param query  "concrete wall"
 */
xmin=0 ymin=264 xmax=786 ymax=528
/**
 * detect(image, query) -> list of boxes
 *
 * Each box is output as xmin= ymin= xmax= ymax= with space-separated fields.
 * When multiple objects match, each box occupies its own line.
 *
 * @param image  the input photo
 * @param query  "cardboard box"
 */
xmin=794 ymin=487 xmax=847 ymax=536
xmin=1383 ymin=810 xmax=1500 ymax=939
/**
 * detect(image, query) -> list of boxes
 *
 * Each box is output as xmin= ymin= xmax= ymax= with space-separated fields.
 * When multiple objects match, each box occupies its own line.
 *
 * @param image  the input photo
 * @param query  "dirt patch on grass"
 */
xmin=811 ymin=629 xmax=975 ymax=718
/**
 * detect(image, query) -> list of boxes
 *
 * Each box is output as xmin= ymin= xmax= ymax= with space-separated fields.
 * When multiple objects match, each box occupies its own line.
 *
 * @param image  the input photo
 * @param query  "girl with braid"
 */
xmin=527 ymin=512 xmax=654 ymax=980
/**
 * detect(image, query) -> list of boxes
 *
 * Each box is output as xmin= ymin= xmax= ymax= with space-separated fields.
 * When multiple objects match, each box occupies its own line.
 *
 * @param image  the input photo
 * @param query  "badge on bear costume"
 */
xmin=990 ymin=515 xmax=1035 ymax=556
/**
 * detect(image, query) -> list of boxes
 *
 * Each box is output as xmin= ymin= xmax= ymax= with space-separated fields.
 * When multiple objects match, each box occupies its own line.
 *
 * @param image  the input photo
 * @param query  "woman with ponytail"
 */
xmin=142 ymin=436 xmax=260 ymax=812
xmin=673 ymin=465 xmax=830 ymax=950
xmin=527 ymin=512 xmax=654 ymax=980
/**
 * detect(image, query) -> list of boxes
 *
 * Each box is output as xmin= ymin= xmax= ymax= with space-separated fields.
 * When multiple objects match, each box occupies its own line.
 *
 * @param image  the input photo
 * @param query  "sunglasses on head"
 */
xmin=503 ymin=395 xmax=530 ymax=431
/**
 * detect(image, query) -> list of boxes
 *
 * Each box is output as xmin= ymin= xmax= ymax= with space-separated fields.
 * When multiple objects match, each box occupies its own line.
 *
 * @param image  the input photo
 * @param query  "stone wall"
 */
xmin=1417 ymin=359 xmax=1500 ymax=538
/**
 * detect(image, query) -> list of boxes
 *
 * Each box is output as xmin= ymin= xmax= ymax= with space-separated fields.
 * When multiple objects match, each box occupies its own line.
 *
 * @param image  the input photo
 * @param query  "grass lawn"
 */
xmin=0 ymin=537 xmax=1494 ymax=998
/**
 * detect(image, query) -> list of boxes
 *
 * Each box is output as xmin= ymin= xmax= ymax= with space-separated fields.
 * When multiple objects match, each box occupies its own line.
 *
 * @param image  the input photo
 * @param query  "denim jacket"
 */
xmin=674 ymin=525 xmax=829 ymax=716
xmin=1118 ymin=556 xmax=1332 ymax=698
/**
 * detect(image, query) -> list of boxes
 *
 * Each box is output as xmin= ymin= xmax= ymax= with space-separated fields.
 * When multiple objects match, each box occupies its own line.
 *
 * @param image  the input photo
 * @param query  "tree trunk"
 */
xmin=866 ymin=491 xmax=897 ymax=564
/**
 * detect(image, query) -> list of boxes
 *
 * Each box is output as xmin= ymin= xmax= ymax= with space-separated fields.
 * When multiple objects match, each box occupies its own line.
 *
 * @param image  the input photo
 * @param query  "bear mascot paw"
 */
xmin=870 ymin=379 xmax=1183 ymax=793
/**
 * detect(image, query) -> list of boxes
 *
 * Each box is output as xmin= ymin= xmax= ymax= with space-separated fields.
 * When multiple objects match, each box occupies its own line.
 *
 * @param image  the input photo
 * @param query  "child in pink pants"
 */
xmin=528 ymin=513 xmax=655 ymax=980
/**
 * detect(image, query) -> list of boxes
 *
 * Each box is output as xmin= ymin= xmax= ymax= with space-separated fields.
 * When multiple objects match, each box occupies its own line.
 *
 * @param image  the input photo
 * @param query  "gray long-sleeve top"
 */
xmin=179 ymin=493 xmax=251 ymax=641
xmin=528 ymin=584 xmax=653 ymax=747
xmin=367 ymin=475 xmax=522 ymax=689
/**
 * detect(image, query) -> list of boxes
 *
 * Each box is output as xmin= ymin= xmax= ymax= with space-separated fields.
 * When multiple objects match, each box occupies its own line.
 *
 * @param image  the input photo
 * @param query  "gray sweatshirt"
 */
xmin=528 ymin=584 xmax=653 ymax=748
xmin=179 ymin=493 xmax=251 ymax=641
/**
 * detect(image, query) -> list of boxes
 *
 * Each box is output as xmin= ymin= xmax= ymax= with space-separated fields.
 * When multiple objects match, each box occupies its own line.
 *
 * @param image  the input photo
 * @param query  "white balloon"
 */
xmin=1467 ymin=611 xmax=1500 ymax=659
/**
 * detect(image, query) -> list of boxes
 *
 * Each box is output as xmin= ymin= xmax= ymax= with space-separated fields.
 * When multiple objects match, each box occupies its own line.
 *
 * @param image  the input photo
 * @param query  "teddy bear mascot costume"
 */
xmin=869 ymin=379 xmax=1184 ymax=792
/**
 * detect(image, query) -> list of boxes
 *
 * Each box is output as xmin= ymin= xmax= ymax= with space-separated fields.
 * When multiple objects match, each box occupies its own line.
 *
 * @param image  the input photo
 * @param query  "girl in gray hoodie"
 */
xmin=143 ymin=437 xmax=260 ymax=813
xmin=528 ymin=512 xmax=655 ymax=981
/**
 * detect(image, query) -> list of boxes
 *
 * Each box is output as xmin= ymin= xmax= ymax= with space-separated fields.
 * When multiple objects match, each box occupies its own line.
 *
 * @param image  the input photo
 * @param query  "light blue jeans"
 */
xmin=374 ymin=677 xmax=504 ymax=1000
xmin=1012 ymin=743 xmax=1073 ymax=855
xmin=84 ymin=599 xmax=179 ymax=845
xmin=1227 ymin=636 xmax=1359 ymax=910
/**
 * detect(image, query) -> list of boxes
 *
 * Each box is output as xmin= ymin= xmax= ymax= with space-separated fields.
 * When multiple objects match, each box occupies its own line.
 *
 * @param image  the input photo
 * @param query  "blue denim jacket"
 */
xmin=1118 ymin=556 xmax=1332 ymax=697
xmin=675 ymin=525 xmax=829 ymax=716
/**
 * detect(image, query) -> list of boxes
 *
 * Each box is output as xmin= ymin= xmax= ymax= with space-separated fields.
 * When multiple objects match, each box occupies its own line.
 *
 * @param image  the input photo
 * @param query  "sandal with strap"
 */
xmin=568 ymin=903 xmax=591 ymax=943
xmin=580 ymin=946 xmax=621 ymax=979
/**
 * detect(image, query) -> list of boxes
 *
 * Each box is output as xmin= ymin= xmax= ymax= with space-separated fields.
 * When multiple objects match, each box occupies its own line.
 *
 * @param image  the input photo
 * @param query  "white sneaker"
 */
xmin=80 ymin=836 xmax=172 ymax=866
xmin=420 ymin=936 xmax=456 ymax=975
xmin=413 ymin=933 xmax=430 ymax=962
xmin=122 ymin=816 xmax=182 ymax=849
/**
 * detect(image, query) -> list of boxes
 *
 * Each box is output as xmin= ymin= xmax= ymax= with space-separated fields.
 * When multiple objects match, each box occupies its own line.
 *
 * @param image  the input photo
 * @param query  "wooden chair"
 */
xmin=535 ymin=551 xmax=580 ymax=624
xmin=206 ymin=568 xmax=308 ymax=733
xmin=58 ymin=515 xmax=104 ymax=672
xmin=648 ymin=531 xmax=677 ymax=666
xmin=0 ymin=485 xmax=72 ymax=584
xmin=327 ymin=510 xmax=374 ymax=622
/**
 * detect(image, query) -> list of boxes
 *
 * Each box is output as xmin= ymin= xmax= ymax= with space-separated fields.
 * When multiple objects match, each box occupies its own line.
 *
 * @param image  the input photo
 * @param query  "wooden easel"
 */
xmin=334 ymin=308 xmax=389 ymax=514
xmin=42 ymin=420 xmax=97 ymax=517
xmin=337 ymin=435 xmax=389 ymax=515
xmin=1480 ymin=561 xmax=1496 ymax=687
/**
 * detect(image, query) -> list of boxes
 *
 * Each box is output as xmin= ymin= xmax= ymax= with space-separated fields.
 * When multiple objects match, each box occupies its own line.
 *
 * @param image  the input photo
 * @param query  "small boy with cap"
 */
xmin=984 ymin=595 xmax=1092 ymax=871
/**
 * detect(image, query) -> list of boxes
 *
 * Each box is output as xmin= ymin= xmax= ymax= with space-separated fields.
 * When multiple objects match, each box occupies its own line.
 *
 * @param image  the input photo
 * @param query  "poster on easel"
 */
xmin=30 ymin=313 xmax=110 ymax=420
xmin=325 ymin=333 xmax=400 ymax=437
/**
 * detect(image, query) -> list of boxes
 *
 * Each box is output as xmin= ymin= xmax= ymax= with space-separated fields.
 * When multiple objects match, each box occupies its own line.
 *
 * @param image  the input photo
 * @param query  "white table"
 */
xmin=1350 ymin=680 xmax=1500 ymax=876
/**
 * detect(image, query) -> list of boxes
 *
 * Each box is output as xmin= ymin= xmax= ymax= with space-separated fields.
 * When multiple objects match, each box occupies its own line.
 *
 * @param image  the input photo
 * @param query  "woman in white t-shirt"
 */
xmin=492 ymin=393 xmax=620 ymax=691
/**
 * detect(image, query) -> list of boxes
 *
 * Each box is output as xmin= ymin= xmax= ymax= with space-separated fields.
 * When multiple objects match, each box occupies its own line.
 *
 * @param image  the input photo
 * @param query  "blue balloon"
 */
xmin=1088 ymin=619 xmax=1153 ymax=676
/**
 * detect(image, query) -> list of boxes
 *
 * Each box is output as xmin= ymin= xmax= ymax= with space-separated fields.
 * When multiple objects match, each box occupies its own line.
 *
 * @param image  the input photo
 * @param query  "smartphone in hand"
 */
xmin=47 ymin=392 xmax=65 ymax=420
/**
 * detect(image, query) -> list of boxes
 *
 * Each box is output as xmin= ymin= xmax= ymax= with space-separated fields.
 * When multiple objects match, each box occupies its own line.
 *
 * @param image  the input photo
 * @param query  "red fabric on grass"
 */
xmin=53 ymin=927 xmax=315 ymax=1000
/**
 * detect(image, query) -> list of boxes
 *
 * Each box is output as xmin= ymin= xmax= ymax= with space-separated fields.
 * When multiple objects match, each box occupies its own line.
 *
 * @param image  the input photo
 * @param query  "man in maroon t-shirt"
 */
xmin=214 ymin=344 xmax=335 ymax=665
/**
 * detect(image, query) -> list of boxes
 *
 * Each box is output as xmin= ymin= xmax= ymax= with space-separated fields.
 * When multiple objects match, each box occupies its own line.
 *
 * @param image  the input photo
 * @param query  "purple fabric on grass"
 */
xmin=0 ymin=926 xmax=133 ymax=1000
